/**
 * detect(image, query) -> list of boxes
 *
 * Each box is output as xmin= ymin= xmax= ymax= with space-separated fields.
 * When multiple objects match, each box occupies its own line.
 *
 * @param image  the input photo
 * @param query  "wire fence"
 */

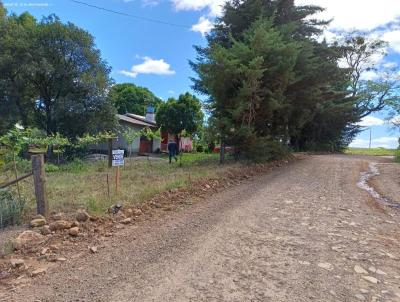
xmin=0 ymin=155 xmax=48 ymax=229
xmin=0 ymin=153 xmax=221 ymax=229
xmin=0 ymin=187 xmax=27 ymax=229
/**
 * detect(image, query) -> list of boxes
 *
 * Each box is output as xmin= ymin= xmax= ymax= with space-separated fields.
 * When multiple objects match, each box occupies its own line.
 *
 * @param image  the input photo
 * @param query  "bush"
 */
xmin=58 ymin=159 xmax=87 ymax=173
xmin=2 ymin=158 xmax=31 ymax=174
xmin=45 ymin=163 xmax=60 ymax=173
xmin=196 ymin=145 xmax=205 ymax=153
xmin=227 ymin=126 xmax=291 ymax=162
xmin=241 ymin=139 xmax=291 ymax=162
xmin=0 ymin=189 xmax=25 ymax=228
xmin=3 ymin=158 xmax=61 ymax=173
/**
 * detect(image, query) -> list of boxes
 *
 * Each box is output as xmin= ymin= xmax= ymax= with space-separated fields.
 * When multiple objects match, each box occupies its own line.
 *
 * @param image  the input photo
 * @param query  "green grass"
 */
xmin=1 ymin=153 xmax=235 ymax=216
xmin=345 ymin=147 xmax=398 ymax=156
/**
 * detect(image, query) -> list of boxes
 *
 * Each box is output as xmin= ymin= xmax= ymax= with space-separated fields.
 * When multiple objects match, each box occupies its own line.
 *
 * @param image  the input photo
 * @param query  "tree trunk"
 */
xmin=219 ymin=139 xmax=225 ymax=164
xmin=44 ymin=99 xmax=53 ymax=135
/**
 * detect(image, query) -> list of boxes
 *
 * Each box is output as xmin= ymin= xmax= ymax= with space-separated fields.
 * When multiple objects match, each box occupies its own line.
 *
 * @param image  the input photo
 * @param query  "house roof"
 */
xmin=117 ymin=114 xmax=157 ymax=128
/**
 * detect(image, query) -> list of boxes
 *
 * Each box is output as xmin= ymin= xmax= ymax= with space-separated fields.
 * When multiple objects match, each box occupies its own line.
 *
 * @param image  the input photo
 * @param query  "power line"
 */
xmin=69 ymin=0 xmax=191 ymax=29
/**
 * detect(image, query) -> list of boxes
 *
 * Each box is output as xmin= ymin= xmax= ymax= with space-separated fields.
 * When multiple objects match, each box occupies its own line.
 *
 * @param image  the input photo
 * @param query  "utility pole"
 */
xmin=369 ymin=128 xmax=372 ymax=149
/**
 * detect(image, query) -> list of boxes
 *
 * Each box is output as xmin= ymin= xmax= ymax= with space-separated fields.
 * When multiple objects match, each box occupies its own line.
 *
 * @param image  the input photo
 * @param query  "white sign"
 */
xmin=112 ymin=150 xmax=124 ymax=167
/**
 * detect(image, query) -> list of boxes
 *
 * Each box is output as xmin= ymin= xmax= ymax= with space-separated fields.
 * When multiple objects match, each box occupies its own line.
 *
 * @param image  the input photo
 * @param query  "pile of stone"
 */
xmin=13 ymin=210 xmax=92 ymax=252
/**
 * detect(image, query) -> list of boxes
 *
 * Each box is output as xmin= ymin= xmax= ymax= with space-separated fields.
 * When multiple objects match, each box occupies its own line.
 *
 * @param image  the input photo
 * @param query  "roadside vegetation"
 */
xmin=2 ymin=153 xmax=229 ymax=217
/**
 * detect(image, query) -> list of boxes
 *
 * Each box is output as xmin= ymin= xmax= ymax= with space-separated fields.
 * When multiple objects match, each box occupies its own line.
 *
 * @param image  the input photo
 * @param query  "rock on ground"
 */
xmin=30 ymin=219 xmax=46 ymax=228
xmin=49 ymin=220 xmax=72 ymax=231
xmin=12 ymin=231 xmax=45 ymax=250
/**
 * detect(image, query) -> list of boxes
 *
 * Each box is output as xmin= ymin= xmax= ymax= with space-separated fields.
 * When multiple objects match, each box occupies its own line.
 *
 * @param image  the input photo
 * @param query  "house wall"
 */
xmin=90 ymin=123 xmax=161 ymax=155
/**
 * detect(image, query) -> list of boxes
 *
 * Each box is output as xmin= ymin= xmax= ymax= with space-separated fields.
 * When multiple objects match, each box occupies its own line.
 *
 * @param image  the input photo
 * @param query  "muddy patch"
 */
xmin=358 ymin=162 xmax=400 ymax=209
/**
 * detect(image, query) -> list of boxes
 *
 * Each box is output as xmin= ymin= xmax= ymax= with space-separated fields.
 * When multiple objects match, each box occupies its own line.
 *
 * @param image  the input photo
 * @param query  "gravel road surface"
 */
xmin=6 ymin=155 xmax=400 ymax=302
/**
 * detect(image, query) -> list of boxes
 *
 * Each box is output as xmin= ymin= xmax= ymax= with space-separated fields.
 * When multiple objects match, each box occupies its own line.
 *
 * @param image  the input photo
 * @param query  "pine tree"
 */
xmin=191 ymin=0 xmax=362 ymax=155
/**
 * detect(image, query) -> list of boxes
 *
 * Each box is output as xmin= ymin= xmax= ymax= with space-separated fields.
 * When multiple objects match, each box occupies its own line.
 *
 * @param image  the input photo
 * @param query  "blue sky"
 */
xmin=4 ymin=0 xmax=400 ymax=148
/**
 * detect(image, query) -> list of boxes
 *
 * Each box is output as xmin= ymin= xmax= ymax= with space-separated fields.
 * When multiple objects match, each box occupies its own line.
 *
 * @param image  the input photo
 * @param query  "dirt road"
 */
xmin=6 ymin=155 xmax=400 ymax=301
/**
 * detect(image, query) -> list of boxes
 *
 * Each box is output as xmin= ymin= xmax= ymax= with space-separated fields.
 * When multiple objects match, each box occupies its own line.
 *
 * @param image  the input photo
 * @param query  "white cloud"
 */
xmin=383 ymin=61 xmax=398 ymax=69
xmin=168 ymin=90 xmax=175 ymax=94
xmin=172 ymin=0 xmax=400 ymax=28
xmin=120 ymin=57 xmax=176 ymax=78
xmin=360 ymin=70 xmax=380 ymax=81
xmin=350 ymin=136 xmax=399 ymax=149
xmin=383 ymin=30 xmax=400 ymax=53
xmin=171 ymin=0 xmax=226 ymax=17
xmin=356 ymin=116 xmax=385 ymax=127
xmin=142 ymin=0 xmax=161 ymax=6
xmin=191 ymin=16 xmax=214 ymax=36
xmin=318 ymin=30 xmax=337 ymax=43
xmin=120 ymin=70 xmax=138 ymax=78
xmin=295 ymin=0 xmax=400 ymax=31
xmin=175 ymin=0 xmax=400 ymax=50
xmin=295 ymin=1 xmax=400 ymax=55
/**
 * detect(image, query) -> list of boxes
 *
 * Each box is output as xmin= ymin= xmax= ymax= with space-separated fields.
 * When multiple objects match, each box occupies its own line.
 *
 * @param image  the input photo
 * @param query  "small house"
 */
xmin=91 ymin=106 xmax=193 ymax=155
xmin=117 ymin=107 xmax=161 ymax=154
xmin=91 ymin=107 xmax=161 ymax=155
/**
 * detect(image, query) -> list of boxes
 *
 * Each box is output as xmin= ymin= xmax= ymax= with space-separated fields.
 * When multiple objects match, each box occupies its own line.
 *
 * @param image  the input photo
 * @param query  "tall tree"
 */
xmin=0 ymin=8 xmax=37 ymax=133
xmin=385 ymin=80 xmax=400 ymax=131
xmin=31 ymin=15 xmax=116 ymax=136
xmin=108 ymin=83 xmax=162 ymax=115
xmin=192 ymin=0 xmax=358 ymax=154
xmin=156 ymin=93 xmax=204 ymax=136
xmin=0 ymin=11 xmax=116 ymax=138
xmin=338 ymin=33 xmax=395 ymax=117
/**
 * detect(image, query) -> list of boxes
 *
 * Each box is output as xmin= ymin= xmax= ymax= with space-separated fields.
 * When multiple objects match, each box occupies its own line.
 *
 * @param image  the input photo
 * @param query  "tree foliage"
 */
xmin=108 ymin=83 xmax=162 ymax=115
xmin=156 ymin=93 xmax=204 ymax=136
xmin=191 ymin=0 xmax=391 ymax=156
xmin=337 ymin=33 xmax=398 ymax=118
xmin=0 ymin=8 xmax=116 ymax=138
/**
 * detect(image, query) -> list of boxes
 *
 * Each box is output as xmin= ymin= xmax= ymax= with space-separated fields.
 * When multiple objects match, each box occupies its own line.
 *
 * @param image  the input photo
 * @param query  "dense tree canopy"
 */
xmin=0 ymin=6 xmax=116 ymax=138
xmin=191 ymin=0 xmax=392 ymax=155
xmin=107 ymin=83 xmax=162 ymax=115
xmin=156 ymin=93 xmax=204 ymax=136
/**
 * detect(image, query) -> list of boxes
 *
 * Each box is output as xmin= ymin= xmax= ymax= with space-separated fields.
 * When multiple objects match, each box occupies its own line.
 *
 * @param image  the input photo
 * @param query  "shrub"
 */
xmin=242 ymin=139 xmax=291 ymax=162
xmin=196 ymin=145 xmax=205 ymax=153
xmin=0 ymin=189 xmax=25 ymax=228
xmin=228 ymin=126 xmax=291 ymax=162
xmin=45 ymin=163 xmax=60 ymax=173
xmin=2 ymin=158 xmax=31 ymax=174
xmin=58 ymin=159 xmax=87 ymax=173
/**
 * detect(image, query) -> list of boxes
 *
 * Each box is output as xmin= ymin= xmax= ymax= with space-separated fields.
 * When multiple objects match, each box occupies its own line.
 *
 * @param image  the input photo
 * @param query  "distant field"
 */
xmin=345 ymin=148 xmax=398 ymax=156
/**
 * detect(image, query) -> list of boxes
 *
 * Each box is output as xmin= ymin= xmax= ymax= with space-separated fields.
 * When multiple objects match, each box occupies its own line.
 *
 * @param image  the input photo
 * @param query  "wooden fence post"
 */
xmin=32 ymin=154 xmax=48 ymax=217
xmin=108 ymin=138 xmax=113 ymax=168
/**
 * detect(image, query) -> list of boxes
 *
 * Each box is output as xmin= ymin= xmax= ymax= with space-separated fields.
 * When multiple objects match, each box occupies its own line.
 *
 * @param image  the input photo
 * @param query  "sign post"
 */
xmin=112 ymin=150 xmax=124 ymax=194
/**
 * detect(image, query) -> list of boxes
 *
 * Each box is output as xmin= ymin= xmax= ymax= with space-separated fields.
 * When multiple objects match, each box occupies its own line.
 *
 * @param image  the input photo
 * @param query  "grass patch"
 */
xmin=0 ymin=189 xmax=25 ymax=229
xmin=1 ymin=239 xmax=14 ymax=256
xmin=2 ymin=153 xmax=236 ymax=216
xmin=345 ymin=148 xmax=397 ymax=156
